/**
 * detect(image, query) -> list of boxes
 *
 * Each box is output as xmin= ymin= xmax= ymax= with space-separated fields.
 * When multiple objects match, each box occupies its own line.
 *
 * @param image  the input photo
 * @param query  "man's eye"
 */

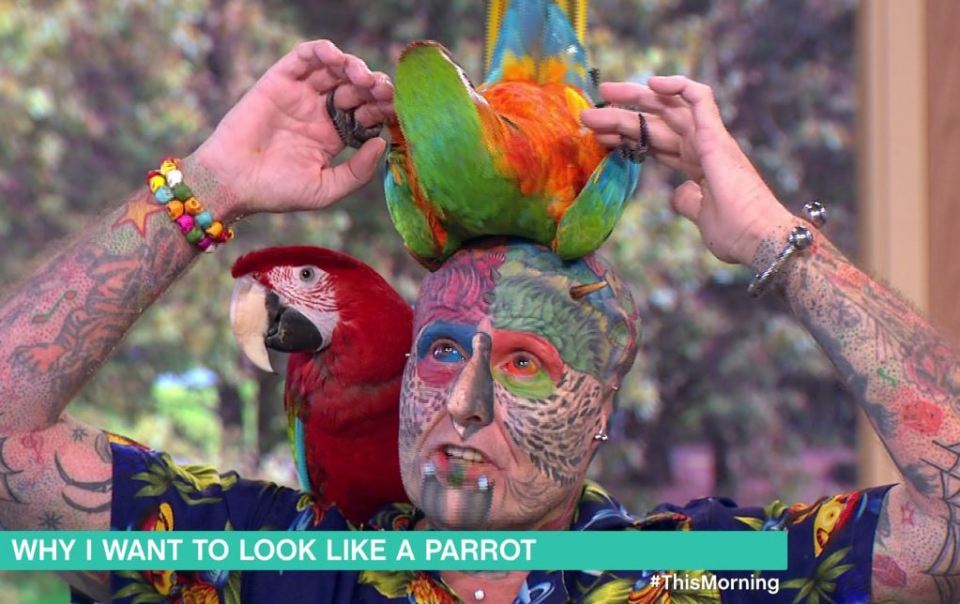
xmin=431 ymin=341 xmax=464 ymax=363
xmin=505 ymin=353 xmax=540 ymax=376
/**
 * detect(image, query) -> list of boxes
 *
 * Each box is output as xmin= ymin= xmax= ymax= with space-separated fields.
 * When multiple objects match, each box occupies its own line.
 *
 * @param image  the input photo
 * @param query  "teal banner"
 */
xmin=0 ymin=531 xmax=787 ymax=571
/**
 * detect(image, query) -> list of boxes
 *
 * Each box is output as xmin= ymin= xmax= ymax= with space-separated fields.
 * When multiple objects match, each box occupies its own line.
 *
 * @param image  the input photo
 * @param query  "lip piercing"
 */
xmin=423 ymin=461 xmax=436 ymax=476
xmin=477 ymin=475 xmax=489 ymax=492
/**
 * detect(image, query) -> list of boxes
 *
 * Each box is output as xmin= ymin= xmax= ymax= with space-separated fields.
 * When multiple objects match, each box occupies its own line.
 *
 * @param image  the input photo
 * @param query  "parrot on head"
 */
xmin=229 ymin=246 xmax=411 ymax=526
xmin=384 ymin=0 xmax=642 ymax=267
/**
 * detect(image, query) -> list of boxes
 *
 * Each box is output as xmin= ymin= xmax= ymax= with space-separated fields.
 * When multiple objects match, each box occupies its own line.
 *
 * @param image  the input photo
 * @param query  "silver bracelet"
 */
xmin=747 ymin=201 xmax=827 ymax=297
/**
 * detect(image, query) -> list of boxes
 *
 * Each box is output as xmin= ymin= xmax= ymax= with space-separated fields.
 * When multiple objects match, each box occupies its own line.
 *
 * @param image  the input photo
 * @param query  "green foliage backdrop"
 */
xmin=0 ymin=0 xmax=858 ymax=600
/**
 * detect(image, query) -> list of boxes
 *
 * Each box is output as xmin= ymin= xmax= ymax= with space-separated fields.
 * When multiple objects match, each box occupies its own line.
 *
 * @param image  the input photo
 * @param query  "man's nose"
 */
xmin=446 ymin=332 xmax=494 ymax=439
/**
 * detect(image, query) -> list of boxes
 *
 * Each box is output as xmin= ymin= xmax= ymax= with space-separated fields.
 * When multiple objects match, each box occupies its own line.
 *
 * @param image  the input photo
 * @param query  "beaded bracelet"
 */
xmin=146 ymin=158 xmax=234 ymax=252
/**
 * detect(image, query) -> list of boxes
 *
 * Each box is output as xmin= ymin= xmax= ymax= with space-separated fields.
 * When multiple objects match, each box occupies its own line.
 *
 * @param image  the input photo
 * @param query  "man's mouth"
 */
xmin=442 ymin=445 xmax=488 ymax=463
xmin=424 ymin=445 xmax=494 ymax=490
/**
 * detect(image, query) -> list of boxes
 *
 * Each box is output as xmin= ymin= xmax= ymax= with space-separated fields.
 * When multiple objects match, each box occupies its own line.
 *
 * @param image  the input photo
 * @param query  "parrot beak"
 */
xmin=262 ymin=291 xmax=325 ymax=354
xmin=230 ymin=275 xmax=327 ymax=375
xmin=229 ymin=276 xmax=276 ymax=373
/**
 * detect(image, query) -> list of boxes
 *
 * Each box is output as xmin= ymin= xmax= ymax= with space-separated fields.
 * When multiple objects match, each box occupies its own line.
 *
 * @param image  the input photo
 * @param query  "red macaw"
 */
xmin=229 ymin=246 xmax=411 ymax=525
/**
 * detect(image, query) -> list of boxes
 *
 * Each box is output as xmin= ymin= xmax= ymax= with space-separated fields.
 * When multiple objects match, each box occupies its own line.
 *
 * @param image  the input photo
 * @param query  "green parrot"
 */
xmin=384 ymin=0 xmax=644 ymax=267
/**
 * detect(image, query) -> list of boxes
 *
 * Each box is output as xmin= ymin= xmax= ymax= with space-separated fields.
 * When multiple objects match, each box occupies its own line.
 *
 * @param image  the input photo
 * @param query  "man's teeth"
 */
xmin=444 ymin=445 xmax=485 ymax=462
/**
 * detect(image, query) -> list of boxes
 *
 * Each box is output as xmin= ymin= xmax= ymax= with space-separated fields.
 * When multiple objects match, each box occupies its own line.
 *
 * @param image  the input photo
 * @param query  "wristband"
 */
xmin=747 ymin=201 xmax=826 ymax=297
xmin=146 ymin=158 xmax=234 ymax=252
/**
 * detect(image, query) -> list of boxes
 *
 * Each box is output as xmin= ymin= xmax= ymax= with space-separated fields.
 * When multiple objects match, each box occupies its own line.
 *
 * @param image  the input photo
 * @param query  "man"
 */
xmin=0 ymin=40 xmax=952 ymax=603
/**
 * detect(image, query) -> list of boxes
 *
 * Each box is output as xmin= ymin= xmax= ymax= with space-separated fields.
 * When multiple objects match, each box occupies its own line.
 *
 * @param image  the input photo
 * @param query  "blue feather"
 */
xmin=294 ymin=416 xmax=311 ymax=492
xmin=484 ymin=0 xmax=590 ymax=93
xmin=555 ymin=152 xmax=642 ymax=259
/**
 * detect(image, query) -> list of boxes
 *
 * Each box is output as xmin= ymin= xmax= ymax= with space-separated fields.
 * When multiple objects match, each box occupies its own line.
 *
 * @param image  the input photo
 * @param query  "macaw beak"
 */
xmin=230 ymin=276 xmax=326 ymax=374
xmin=230 ymin=276 xmax=275 ymax=373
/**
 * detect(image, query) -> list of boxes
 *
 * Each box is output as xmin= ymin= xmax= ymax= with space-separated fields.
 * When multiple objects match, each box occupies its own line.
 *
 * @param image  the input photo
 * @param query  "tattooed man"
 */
xmin=0 ymin=40 xmax=954 ymax=603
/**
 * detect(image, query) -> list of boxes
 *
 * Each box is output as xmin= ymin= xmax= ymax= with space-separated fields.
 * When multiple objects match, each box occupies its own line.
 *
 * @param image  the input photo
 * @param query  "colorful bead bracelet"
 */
xmin=146 ymin=158 xmax=234 ymax=252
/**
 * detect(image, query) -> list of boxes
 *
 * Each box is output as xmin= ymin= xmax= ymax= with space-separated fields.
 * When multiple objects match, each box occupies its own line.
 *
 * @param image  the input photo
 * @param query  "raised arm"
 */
xmin=583 ymin=75 xmax=953 ymax=603
xmin=0 ymin=39 xmax=391 ymax=534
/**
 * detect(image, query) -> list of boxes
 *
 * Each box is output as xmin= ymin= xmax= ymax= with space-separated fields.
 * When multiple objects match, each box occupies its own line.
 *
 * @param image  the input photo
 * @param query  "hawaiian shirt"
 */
xmin=90 ymin=436 xmax=892 ymax=604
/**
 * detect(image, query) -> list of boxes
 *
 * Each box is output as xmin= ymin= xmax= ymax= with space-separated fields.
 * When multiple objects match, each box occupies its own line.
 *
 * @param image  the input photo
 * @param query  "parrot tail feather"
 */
xmin=485 ymin=0 xmax=507 ymax=75
xmin=483 ymin=0 xmax=590 ymax=92
xmin=558 ymin=0 xmax=588 ymax=47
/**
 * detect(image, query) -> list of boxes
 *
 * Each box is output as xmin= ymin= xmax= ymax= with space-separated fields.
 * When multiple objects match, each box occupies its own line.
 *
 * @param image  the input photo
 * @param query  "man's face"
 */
xmin=398 ymin=242 xmax=637 ymax=530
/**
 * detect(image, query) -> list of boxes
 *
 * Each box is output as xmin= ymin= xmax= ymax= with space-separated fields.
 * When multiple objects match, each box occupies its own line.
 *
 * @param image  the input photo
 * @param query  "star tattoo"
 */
xmin=71 ymin=427 xmax=88 ymax=443
xmin=112 ymin=199 xmax=164 ymax=239
xmin=38 ymin=511 xmax=63 ymax=530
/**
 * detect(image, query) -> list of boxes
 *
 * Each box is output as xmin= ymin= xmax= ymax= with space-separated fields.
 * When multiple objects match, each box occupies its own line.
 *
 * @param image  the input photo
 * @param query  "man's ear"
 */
xmin=589 ymin=393 xmax=617 ymax=461
xmin=600 ymin=393 xmax=615 ymax=431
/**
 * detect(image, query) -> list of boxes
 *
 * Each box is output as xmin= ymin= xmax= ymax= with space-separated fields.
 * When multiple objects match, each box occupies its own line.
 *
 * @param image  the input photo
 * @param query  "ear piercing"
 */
xmin=593 ymin=432 xmax=609 ymax=442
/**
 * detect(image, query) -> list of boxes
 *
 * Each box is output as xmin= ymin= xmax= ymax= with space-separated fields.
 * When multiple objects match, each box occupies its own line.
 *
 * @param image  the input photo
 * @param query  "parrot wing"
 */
xmin=383 ymin=143 xmax=461 ymax=265
xmin=555 ymin=150 xmax=642 ymax=259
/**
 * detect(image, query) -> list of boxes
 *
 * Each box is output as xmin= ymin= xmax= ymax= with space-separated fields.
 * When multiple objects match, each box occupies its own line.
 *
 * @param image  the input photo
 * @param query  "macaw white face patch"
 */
xmin=270 ymin=264 xmax=340 ymax=349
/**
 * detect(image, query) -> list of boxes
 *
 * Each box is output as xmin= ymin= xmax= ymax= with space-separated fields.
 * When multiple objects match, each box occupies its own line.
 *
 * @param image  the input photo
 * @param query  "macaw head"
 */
xmin=229 ymin=246 xmax=411 ymax=377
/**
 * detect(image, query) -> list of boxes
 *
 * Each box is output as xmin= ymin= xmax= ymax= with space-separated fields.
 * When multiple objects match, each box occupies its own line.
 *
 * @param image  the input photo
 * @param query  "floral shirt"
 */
xmin=90 ymin=436 xmax=892 ymax=604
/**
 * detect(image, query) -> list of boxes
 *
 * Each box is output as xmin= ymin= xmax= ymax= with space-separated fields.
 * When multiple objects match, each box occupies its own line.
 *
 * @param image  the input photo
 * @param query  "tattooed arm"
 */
xmin=584 ymin=75 xmax=949 ymax=602
xmin=775 ymin=238 xmax=956 ymax=603
xmin=0 ymin=40 xmax=391 ymax=597
xmin=0 ymin=166 xmax=204 ymax=532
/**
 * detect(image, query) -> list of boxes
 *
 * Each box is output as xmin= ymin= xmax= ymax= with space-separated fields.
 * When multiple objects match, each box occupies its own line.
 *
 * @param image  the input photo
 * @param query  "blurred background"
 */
xmin=3 ymin=0 xmax=956 ymax=601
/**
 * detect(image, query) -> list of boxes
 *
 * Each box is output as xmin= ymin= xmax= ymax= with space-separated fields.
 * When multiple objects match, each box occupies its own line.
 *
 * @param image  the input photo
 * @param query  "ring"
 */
xmin=617 ymin=112 xmax=649 ymax=163
xmin=325 ymin=89 xmax=383 ymax=149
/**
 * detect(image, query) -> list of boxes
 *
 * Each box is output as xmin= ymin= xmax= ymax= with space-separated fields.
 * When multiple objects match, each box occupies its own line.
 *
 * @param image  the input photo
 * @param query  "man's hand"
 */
xmin=192 ymin=39 xmax=394 ymax=220
xmin=584 ymin=77 xmax=960 ymax=604
xmin=582 ymin=76 xmax=793 ymax=266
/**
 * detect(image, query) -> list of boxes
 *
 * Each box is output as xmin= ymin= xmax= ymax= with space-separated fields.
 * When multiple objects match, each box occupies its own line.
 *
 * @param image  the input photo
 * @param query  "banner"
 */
xmin=0 ymin=531 xmax=786 ymax=571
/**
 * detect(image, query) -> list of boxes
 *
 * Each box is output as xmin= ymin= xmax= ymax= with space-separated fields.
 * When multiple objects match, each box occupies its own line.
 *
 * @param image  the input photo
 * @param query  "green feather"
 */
xmin=394 ymin=44 xmax=554 ymax=243
xmin=555 ymin=153 xmax=637 ymax=258
xmin=383 ymin=149 xmax=452 ymax=261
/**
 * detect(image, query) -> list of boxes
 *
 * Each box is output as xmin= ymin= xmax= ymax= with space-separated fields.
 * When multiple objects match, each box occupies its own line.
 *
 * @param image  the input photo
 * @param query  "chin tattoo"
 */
xmin=420 ymin=464 xmax=495 ymax=529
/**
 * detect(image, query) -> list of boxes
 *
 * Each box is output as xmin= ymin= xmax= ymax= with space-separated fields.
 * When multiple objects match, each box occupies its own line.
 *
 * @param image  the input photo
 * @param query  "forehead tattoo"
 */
xmin=417 ymin=240 xmax=639 ymax=380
